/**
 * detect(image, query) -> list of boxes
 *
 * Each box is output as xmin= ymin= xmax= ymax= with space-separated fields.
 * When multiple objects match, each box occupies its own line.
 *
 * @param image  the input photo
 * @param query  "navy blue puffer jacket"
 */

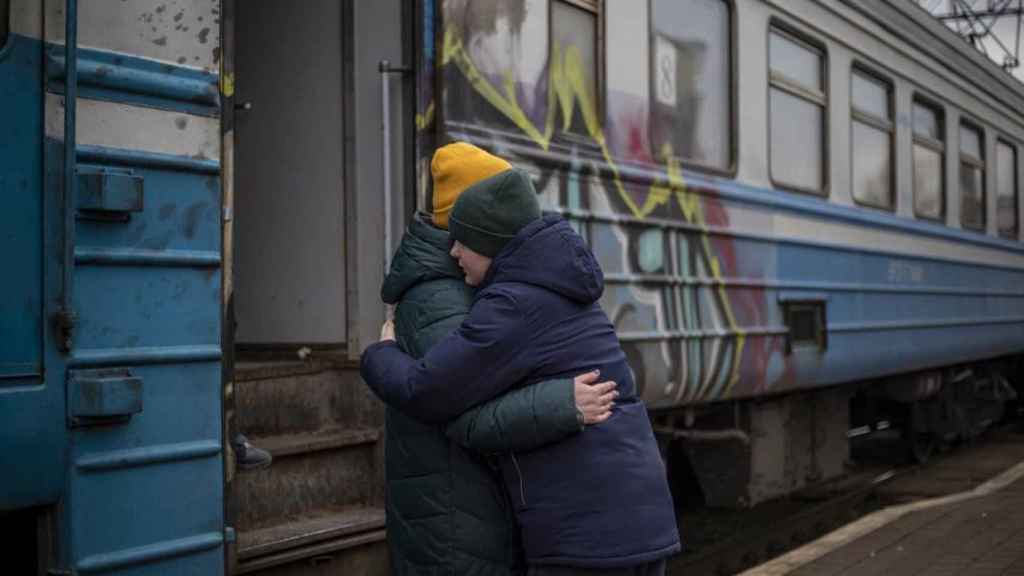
xmin=362 ymin=214 xmax=681 ymax=568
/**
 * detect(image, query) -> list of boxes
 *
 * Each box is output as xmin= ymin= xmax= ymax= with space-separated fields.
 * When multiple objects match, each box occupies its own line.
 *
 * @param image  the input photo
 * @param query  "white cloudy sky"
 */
xmin=920 ymin=0 xmax=1024 ymax=83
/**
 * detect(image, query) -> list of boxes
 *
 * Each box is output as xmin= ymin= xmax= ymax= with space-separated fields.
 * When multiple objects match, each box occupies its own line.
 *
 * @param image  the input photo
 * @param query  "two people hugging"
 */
xmin=360 ymin=142 xmax=680 ymax=576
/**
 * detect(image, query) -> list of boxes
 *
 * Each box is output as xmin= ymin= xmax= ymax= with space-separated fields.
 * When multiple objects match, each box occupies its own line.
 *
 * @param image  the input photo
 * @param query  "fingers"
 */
xmin=594 ymin=381 xmax=616 ymax=395
xmin=575 ymin=369 xmax=601 ymax=385
xmin=585 ymin=409 xmax=613 ymax=425
xmin=598 ymin=390 xmax=617 ymax=404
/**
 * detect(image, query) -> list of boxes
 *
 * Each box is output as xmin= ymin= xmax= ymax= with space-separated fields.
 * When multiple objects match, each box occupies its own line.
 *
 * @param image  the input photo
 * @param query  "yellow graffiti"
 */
xmin=416 ymin=100 xmax=435 ymax=131
xmin=663 ymin=145 xmax=746 ymax=397
xmin=220 ymin=71 xmax=235 ymax=98
xmin=440 ymin=24 xmax=746 ymax=392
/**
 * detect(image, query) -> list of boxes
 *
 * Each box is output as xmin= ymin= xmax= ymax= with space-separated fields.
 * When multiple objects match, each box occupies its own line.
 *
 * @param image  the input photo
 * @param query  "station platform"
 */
xmin=743 ymin=459 xmax=1024 ymax=576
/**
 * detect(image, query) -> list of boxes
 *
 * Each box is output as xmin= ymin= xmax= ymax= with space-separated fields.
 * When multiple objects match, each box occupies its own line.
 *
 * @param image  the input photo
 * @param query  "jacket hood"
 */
xmin=381 ymin=213 xmax=464 ymax=304
xmin=482 ymin=214 xmax=604 ymax=304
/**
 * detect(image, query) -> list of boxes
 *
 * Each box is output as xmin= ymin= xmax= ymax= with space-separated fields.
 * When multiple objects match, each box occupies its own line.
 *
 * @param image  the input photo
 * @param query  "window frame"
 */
xmin=849 ymin=63 xmax=895 ymax=212
xmin=958 ymin=118 xmax=986 ymax=232
xmin=549 ymin=0 xmax=605 ymax=140
xmin=767 ymin=20 xmax=830 ymax=198
xmin=646 ymin=0 xmax=738 ymax=177
xmin=0 ymin=0 xmax=10 ymax=56
xmin=910 ymin=94 xmax=947 ymax=223
xmin=995 ymin=136 xmax=1019 ymax=239
xmin=781 ymin=300 xmax=828 ymax=354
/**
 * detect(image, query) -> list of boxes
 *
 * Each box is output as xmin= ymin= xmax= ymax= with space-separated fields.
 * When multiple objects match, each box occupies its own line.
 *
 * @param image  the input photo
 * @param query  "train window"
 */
xmin=996 ymin=139 xmax=1018 ymax=238
xmin=850 ymin=68 xmax=893 ymax=210
xmin=551 ymin=0 xmax=599 ymax=136
xmin=649 ymin=0 xmax=731 ymax=171
xmin=959 ymin=121 xmax=985 ymax=231
xmin=769 ymin=26 xmax=826 ymax=195
xmin=912 ymin=99 xmax=945 ymax=220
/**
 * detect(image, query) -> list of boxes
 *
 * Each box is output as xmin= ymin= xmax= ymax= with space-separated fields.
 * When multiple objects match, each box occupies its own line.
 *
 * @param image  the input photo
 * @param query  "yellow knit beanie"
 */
xmin=431 ymin=142 xmax=512 ymax=229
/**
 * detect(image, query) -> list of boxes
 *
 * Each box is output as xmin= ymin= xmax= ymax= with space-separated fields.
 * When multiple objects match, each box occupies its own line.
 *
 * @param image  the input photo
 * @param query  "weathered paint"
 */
xmin=39 ymin=1 xmax=225 ymax=573
xmin=0 ymin=0 xmax=67 ymax=511
xmin=45 ymin=94 xmax=220 ymax=161
xmin=426 ymin=0 xmax=1024 ymax=410
xmin=45 ymin=0 xmax=221 ymax=72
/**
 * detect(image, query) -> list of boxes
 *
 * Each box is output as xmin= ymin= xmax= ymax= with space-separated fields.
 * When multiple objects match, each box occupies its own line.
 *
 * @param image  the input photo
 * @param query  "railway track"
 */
xmin=667 ymin=466 xmax=908 ymax=576
xmin=667 ymin=416 xmax=1024 ymax=576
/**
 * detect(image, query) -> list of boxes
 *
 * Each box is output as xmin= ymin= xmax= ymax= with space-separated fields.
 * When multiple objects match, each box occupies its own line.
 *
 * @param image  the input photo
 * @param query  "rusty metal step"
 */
xmin=232 ymin=428 xmax=382 ymax=532
xmin=251 ymin=427 xmax=381 ymax=459
xmin=235 ymin=506 xmax=386 ymax=574
xmin=233 ymin=360 xmax=381 ymax=438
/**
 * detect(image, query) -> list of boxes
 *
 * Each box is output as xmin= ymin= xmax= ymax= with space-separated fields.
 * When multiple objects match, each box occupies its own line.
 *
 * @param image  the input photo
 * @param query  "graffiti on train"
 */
xmin=414 ymin=0 xmax=792 ymax=406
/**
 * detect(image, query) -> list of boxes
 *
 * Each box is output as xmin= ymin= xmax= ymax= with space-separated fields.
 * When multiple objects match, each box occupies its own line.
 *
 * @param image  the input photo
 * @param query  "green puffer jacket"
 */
xmin=380 ymin=213 xmax=583 ymax=576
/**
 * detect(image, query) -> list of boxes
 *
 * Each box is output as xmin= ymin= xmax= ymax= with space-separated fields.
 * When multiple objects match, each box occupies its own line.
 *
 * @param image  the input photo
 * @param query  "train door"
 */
xmin=43 ymin=1 xmax=226 ymax=574
xmin=226 ymin=1 xmax=410 ymax=573
xmin=0 ymin=3 xmax=64 ymax=571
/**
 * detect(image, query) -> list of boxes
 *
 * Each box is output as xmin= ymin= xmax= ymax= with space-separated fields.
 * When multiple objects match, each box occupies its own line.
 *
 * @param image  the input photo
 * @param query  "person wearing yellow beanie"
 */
xmin=373 ymin=142 xmax=616 ymax=574
xmin=430 ymin=141 xmax=512 ymax=229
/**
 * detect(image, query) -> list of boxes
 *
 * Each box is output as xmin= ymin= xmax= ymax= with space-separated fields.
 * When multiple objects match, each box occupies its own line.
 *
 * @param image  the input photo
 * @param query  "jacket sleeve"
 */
xmin=444 ymin=377 xmax=582 ymax=454
xmin=360 ymin=291 xmax=533 ymax=424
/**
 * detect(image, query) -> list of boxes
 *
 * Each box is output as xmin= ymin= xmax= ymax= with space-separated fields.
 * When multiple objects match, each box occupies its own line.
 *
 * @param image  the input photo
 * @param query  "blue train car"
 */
xmin=2 ymin=1 xmax=1022 ymax=574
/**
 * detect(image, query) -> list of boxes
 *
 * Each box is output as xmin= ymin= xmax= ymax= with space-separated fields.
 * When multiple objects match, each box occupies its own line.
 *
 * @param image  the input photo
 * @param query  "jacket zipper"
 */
xmin=510 ymin=453 xmax=526 ymax=506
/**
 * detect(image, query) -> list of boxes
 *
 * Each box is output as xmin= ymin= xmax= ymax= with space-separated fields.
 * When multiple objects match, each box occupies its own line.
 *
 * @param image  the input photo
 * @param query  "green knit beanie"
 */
xmin=448 ymin=168 xmax=541 ymax=258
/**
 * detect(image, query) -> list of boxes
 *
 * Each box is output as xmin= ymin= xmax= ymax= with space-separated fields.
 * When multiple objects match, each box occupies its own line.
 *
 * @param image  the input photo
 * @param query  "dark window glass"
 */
xmin=960 ymin=122 xmax=985 ymax=231
xmin=769 ymin=27 xmax=826 ymax=194
xmin=851 ymin=70 xmax=893 ymax=209
xmin=784 ymin=302 xmax=827 ymax=353
xmin=649 ymin=0 xmax=731 ymax=170
xmin=912 ymin=100 xmax=944 ymax=220
xmin=1 ymin=0 xmax=9 ymax=50
xmin=551 ymin=0 xmax=598 ymax=136
xmin=996 ymin=140 xmax=1018 ymax=238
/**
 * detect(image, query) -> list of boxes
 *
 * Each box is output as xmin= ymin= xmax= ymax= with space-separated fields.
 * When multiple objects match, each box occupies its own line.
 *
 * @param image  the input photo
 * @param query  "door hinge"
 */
xmin=55 ymin=307 xmax=77 ymax=353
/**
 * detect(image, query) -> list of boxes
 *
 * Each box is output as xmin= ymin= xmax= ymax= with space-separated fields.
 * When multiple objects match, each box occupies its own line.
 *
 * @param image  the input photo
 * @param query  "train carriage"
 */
xmin=2 ymin=0 xmax=1023 ymax=574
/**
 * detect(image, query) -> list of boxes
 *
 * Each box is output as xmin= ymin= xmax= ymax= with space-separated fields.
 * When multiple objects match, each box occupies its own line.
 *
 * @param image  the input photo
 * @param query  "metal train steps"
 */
xmin=235 ymin=507 xmax=386 ymax=574
xmin=232 ymin=358 xmax=387 ymax=574
xmin=252 ymin=427 xmax=382 ymax=459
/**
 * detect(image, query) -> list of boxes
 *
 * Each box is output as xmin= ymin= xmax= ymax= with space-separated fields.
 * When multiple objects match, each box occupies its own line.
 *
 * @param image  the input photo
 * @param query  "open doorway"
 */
xmin=233 ymin=0 xmax=348 ymax=356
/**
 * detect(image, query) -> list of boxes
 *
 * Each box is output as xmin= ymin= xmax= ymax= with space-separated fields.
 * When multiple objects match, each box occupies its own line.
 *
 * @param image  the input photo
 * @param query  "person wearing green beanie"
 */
xmin=373 ymin=143 xmax=619 ymax=575
xmin=363 ymin=159 xmax=680 ymax=574
xmin=448 ymin=168 xmax=542 ymax=260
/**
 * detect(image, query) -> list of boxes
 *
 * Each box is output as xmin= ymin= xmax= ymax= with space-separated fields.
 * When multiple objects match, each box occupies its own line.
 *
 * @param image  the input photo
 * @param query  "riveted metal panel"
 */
xmin=43 ymin=1 xmax=225 ymax=573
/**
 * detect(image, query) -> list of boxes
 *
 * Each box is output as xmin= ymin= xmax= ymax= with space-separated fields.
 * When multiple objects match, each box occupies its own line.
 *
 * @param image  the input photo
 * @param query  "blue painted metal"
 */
xmin=28 ymin=1 xmax=228 ymax=572
xmin=0 ymin=25 xmax=67 ymax=510
xmin=75 ymin=247 xmax=221 ymax=267
xmin=76 ymin=531 xmax=223 ymax=573
xmin=79 ymin=145 xmax=220 ymax=174
xmin=70 ymin=345 xmax=222 ymax=367
xmin=76 ymin=168 xmax=145 ymax=213
xmin=46 ymin=45 xmax=220 ymax=117
xmin=75 ymin=441 xmax=221 ymax=472
xmin=68 ymin=368 xmax=144 ymax=423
